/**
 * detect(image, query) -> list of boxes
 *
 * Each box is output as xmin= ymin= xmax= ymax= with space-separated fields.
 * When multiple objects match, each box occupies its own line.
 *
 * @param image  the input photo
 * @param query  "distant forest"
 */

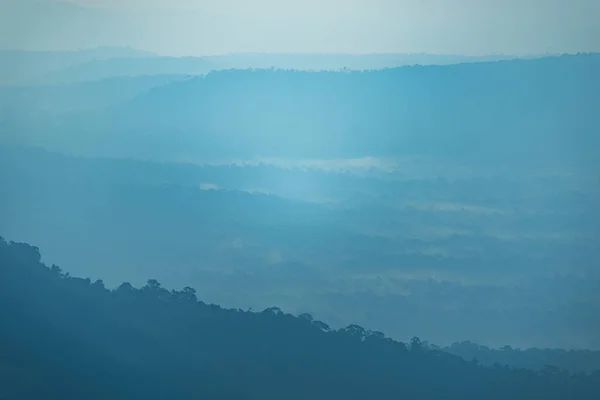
xmin=1 ymin=237 xmax=599 ymax=399
xmin=3 ymin=54 xmax=599 ymax=170
xmin=2 ymin=51 xmax=599 ymax=398
xmin=3 ymin=144 xmax=599 ymax=349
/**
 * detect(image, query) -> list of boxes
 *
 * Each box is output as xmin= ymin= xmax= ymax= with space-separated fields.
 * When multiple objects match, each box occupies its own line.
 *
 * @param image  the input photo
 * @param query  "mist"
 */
xmin=1 ymin=1 xmax=599 ymax=398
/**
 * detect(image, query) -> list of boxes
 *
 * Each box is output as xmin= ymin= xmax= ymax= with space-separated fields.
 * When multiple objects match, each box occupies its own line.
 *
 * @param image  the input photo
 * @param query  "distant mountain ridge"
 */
xmin=10 ymin=53 xmax=593 ymax=170
xmin=0 ymin=46 xmax=550 ymax=85
xmin=0 ymin=47 xmax=155 ymax=85
xmin=0 ymin=74 xmax=189 ymax=112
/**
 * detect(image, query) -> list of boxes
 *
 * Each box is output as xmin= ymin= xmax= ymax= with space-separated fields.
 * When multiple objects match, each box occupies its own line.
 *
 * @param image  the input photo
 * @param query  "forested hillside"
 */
xmin=2 ymin=144 xmax=599 ymax=349
xmin=444 ymin=341 xmax=600 ymax=374
xmin=3 ymin=54 xmax=599 ymax=170
xmin=1 ymin=237 xmax=599 ymax=399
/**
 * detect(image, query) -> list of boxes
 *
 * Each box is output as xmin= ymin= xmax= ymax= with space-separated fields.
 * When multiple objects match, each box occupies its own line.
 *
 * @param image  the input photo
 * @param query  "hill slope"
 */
xmin=1 ymin=237 xmax=599 ymax=399
xmin=6 ymin=54 xmax=598 ymax=169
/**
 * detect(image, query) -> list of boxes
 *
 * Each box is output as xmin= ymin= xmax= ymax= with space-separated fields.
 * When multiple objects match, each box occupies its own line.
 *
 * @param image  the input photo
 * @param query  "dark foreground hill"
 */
xmin=1 ymin=237 xmax=599 ymax=399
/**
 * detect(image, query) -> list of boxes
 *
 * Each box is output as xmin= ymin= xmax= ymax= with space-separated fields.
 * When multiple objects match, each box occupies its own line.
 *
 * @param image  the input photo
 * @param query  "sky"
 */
xmin=2 ymin=0 xmax=600 ymax=56
xmin=1 ymin=0 xmax=599 ymax=55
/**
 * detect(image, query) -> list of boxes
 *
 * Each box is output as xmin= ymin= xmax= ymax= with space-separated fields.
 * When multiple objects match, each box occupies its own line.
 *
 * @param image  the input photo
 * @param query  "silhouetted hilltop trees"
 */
xmin=444 ymin=341 xmax=600 ymax=374
xmin=1 ymin=237 xmax=599 ymax=399
xmin=0 ymin=48 xmax=525 ymax=85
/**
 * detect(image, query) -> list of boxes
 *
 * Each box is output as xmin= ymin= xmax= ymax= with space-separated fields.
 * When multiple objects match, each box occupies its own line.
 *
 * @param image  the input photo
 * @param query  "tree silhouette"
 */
xmin=1 ymin=236 xmax=599 ymax=400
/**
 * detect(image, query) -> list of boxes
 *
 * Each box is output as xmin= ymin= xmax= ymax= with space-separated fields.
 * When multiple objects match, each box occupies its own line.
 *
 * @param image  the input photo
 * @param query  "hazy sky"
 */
xmin=2 ymin=0 xmax=599 ymax=55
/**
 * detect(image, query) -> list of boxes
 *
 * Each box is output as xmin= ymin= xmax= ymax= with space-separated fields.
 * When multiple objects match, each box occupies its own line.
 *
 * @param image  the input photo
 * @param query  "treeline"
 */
xmin=444 ymin=341 xmax=600 ymax=374
xmin=0 ymin=48 xmax=525 ymax=85
xmin=1 ymin=237 xmax=599 ymax=399
xmin=4 ymin=54 xmax=599 ymax=168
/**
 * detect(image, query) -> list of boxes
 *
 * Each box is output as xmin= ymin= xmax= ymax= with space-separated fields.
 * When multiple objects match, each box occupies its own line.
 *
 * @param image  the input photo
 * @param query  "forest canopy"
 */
xmin=1 ymin=237 xmax=599 ymax=399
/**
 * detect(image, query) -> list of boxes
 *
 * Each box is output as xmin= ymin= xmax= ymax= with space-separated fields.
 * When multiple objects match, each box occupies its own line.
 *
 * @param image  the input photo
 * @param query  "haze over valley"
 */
xmin=1 ymin=1 xmax=599 ymax=398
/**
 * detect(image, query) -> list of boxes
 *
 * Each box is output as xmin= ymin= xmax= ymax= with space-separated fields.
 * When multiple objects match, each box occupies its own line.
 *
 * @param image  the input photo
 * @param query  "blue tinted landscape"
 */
xmin=1 ymin=1 xmax=599 ymax=398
